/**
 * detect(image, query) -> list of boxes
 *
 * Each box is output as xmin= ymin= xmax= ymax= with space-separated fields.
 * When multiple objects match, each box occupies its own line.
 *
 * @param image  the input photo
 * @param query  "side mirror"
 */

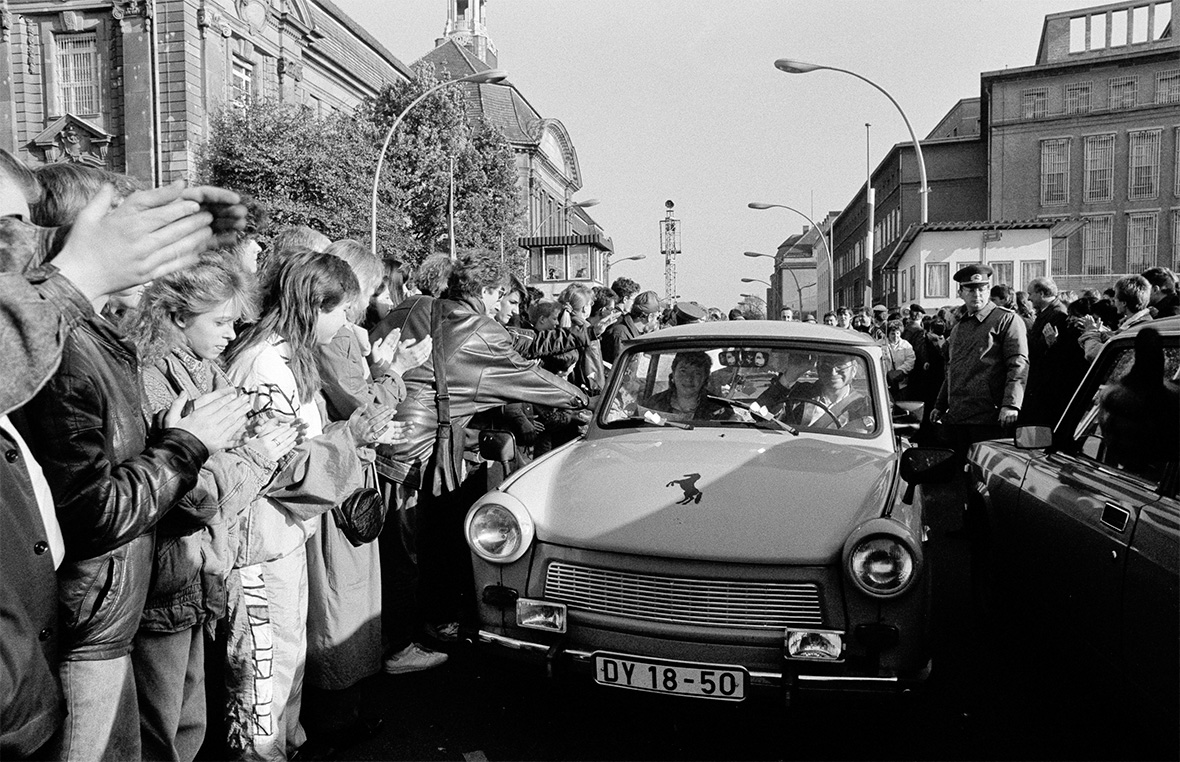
xmin=1014 ymin=425 xmax=1053 ymax=450
xmin=478 ymin=429 xmax=517 ymax=465
xmin=901 ymin=447 xmax=958 ymax=485
xmin=899 ymin=448 xmax=958 ymax=504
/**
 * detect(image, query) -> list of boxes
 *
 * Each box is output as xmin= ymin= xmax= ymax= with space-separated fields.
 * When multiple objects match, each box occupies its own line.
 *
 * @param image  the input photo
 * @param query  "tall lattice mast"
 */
xmin=660 ymin=200 xmax=680 ymax=301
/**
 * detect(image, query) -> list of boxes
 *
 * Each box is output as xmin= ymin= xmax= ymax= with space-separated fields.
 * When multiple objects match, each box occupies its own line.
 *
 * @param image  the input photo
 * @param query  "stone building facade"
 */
xmin=419 ymin=0 xmax=614 ymax=295
xmin=1 ymin=0 xmax=412 ymax=183
xmin=982 ymin=0 xmax=1179 ymax=292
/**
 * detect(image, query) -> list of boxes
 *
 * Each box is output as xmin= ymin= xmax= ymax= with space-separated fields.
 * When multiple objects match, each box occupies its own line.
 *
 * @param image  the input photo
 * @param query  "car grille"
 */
xmin=543 ymin=561 xmax=824 ymax=629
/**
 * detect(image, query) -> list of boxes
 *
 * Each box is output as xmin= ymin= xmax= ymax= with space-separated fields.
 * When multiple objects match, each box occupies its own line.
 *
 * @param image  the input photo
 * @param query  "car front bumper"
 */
xmin=475 ymin=628 xmax=930 ymax=698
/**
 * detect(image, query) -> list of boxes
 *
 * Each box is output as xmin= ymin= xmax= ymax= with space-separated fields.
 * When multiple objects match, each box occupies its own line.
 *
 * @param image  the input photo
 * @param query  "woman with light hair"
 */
xmin=127 ymin=250 xmax=299 ymax=762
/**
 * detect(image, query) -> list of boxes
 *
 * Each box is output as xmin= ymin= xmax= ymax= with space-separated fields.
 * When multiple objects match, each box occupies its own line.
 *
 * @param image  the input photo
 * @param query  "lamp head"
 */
xmin=774 ymin=59 xmax=821 ymax=74
xmin=465 ymin=69 xmax=509 ymax=84
xmin=740 ymin=278 xmax=758 ymax=283
xmin=748 ymin=202 xmax=775 ymax=210
xmin=572 ymin=198 xmax=600 ymax=209
xmin=743 ymin=251 xmax=770 ymax=258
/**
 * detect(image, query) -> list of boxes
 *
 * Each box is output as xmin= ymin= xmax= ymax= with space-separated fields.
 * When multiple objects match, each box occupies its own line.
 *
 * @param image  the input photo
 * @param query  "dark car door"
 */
xmin=1122 ymin=492 xmax=1179 ymax=713
xmin=1013 ymin=335 xmax=1178 ymax=678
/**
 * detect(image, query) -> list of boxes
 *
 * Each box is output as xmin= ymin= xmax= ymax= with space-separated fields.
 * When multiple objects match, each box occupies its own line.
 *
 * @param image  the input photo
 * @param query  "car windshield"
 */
xmin=601 ymin=343 xmax=880 ymax=437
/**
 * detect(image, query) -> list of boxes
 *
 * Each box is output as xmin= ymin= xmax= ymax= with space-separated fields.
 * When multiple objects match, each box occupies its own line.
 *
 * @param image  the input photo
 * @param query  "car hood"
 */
xmin=503 ymin=430 xmax=897 ymax=564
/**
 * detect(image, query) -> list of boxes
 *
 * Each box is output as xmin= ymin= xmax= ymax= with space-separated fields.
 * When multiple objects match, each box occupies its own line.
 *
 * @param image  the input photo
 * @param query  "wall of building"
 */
xmin=983 ymin=0 xmax=1179 ymax=292
xmin=894 ymin=228 xmax=1053 ymax=311
xmin=5 ymin=0 xmax=410 ymax=183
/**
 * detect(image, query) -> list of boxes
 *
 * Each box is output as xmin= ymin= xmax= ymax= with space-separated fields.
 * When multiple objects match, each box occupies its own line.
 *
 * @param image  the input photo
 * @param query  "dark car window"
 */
xmin=1068 ymin=344 xmax=1180 ymax=487
xmin=602 ymin=344 xmax=879 ymax=436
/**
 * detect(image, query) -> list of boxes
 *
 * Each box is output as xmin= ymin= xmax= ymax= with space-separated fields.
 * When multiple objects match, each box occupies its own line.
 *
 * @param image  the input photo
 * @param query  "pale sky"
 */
xmin=334 ymin=0 xmax=1088 ymax=310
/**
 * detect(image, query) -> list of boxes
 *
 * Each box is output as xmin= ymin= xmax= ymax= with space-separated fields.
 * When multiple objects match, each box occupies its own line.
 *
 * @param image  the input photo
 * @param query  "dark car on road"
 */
xmin=966 ymin=317 xmax=1179 ymax=727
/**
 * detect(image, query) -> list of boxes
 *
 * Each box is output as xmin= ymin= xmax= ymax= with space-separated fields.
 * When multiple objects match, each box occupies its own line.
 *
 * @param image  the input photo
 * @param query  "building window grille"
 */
xmin=1082 ymin=216 xmax=1114 ymax=275
xmin=1156 ymin=70 xmax=1180 ymax=104
xmin=1126 ymin=213 xmax=1158 ymax=272
xmin=924 ymin=263 xmax=949 ymax=299
xmin=1127 ymin=130 xmax=1161 ymax=200
xmin=55 ymin=33 xmax=99 ymax=115
xmin=1083 ymin=134 xmax=1115 ymax=202
xmin=1052 ymin=236 xmax=1070 ymax=274
xmin=1020 ymin=261 xmax=1047 ymax=288
xmin=231 ymin=61 xmax=253 ymax=105
xmin=1172 ymin=210 xmax=1180 ymax=270
xmin=1022 ymin=88 xmax=1049 ymax=119
xmin=1040 ymin=139 xmax=1070 ymax=206
xmin=1109 ymin=77 xmax=1138 ymax=110
xmin=1064 ymin=83 xmax=1092 ymax=114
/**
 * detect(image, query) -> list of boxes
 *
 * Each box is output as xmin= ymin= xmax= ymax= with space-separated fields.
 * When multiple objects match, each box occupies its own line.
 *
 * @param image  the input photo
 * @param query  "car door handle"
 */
xmin=1100 ymin=503 xmax=1130 ymax=533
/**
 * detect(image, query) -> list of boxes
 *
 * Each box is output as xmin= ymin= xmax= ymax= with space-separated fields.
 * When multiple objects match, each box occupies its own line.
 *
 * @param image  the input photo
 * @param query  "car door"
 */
xmin=1121 ymin=489 xmax=1179 ymax=712
xmin=1012 ymin=336 xmax=1178 ymax=673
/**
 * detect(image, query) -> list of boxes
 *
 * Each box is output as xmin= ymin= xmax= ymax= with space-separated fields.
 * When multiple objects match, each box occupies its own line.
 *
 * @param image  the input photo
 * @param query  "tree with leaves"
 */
xmin=200 ymin=62 xmax=523 ymax=267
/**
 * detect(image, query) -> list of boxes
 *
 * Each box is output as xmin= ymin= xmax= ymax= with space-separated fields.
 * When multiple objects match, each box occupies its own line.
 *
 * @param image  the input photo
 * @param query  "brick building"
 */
xmin=830 ymin=98 xmax=988 ymax=311
xmin=982 ymin=0 xmax=1179 ymax=292
xmin=419 ymin=0 xmax=614 ymax=295
xmin=1 ymin=0 xmax=412 ymax=183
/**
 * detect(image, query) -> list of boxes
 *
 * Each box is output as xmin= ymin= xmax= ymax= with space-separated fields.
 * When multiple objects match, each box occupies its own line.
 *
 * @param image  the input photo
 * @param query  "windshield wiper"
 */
xmin=604 ymin=409 xmax=694 ymax=430
xmin=706 ymin=395 xmax=798 ymax=435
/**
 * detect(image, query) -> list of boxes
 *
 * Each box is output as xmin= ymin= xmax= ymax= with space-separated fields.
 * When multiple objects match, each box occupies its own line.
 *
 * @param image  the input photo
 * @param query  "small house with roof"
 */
xmin=882 ymin=220 xmax=1058 ymax=311
xmin=418 ymin=0 xmax=614 ymax=295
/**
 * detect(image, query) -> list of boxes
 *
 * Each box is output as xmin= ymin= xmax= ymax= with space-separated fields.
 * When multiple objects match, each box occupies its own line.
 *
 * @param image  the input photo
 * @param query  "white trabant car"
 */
xmin=464 ymin=322 xmax=950 ymax=702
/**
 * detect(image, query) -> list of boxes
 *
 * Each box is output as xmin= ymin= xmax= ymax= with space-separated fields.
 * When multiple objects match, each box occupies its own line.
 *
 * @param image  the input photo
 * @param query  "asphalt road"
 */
xmin=278 ymin=483 xmax=1177 ymax=762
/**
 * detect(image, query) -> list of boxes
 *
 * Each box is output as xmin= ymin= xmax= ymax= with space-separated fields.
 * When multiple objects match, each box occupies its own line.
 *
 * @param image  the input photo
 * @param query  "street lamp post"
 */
xmin=747 ymin=204 xmax=835 ymax=312
xmin=604 ymin=253 xmax=644 ymax=287
xmin=370 ymin=68 xmax=509 ymax=256
xmin=774 ymin=59 xmax=928 ymax=225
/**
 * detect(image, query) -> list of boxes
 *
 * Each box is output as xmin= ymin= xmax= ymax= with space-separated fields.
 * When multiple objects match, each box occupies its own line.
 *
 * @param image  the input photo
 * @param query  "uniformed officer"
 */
xmin=932 ymin=263 xmax=1029 ymax=460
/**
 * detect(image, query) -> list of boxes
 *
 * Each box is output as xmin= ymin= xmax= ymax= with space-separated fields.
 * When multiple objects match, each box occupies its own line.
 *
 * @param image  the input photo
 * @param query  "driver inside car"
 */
xmin=641 ymin=351 xmax=735 ymax=422
xmin=756 ymin=353 xmax=875 ymax=431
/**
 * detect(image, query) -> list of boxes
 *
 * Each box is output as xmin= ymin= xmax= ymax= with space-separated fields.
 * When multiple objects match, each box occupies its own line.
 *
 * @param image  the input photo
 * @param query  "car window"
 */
xmin=601 ymin=344 xmax=879 ymax=436
xmin=1070 ymin=344 xmax=1180 ymax=486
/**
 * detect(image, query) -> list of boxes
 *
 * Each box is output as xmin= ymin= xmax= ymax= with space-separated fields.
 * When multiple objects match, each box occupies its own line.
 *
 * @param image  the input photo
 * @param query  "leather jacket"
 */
xmin=373 ymin=295 xmax=589 ymax=470
xmin=14 ymin=314 xmax=208 ymax=661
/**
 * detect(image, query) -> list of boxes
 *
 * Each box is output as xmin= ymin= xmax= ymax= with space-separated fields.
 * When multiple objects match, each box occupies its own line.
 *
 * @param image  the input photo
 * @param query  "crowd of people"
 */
xmin=2 ymin=146 xmax=1178 ymax=762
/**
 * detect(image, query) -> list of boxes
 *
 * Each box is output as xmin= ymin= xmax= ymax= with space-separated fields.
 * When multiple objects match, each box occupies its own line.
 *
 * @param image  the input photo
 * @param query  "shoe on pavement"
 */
xmin=424 ymin=621 xmax=462 ymax=642
xmin=382 ymin=643 xmax=448 ymax=674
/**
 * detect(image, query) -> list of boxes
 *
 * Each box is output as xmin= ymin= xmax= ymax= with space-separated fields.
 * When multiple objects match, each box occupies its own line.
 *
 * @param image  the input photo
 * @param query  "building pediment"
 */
xmin=30 ymin=114 xmax=113 ymax=166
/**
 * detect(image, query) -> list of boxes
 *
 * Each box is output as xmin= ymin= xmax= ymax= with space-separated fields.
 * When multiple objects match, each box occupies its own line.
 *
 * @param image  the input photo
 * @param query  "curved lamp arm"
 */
xmin=370 ymin=69 xmax=507 ymax=255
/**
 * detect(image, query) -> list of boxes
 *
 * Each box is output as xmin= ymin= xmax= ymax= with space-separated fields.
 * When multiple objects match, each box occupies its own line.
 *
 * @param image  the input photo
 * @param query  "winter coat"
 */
xmin=0 ymin=253 xmax=94 ymax=756
xmin=13 ymin=312 xmax=209 ymax=661
xmin=226 ymin=336 xmax=366 ymax=567
xmin=137 ymin=349 xmax=274 ymax=634
xmin=305 ymin=327 xmax=386 ymax=690
xmin=371 ymin=295 xmax=589 ymax=479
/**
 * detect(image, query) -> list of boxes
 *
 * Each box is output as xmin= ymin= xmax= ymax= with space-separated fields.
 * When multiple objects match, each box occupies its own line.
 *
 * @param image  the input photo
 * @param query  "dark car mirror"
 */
xmin=1014 ymin=425 xmax=1053 ymax=450
xmin=901 ymin=447 xmax=957 ymax=484
xmin=899 ymin=447 xmax=958 ymax=505
xmin=479 ymin=429 xmax=517 ymax=465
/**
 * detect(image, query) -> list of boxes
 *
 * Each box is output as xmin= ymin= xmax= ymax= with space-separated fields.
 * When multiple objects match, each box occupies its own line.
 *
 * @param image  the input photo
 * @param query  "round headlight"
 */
xmin=849 ymin=536 xmax=915 ymax=596
xmin=466 ymin=498 xmax=534 ymax=563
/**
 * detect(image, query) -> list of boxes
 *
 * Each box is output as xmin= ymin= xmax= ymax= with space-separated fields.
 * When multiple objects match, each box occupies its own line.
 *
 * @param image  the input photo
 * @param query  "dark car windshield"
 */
xmin=601 ymin=343 xmax=880 ymax=437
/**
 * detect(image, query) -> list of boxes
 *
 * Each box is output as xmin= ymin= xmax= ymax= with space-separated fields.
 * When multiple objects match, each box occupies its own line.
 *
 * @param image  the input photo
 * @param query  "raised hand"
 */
xmin=241 ymin=418 xmax=301 ymax=463
xmin=391 ymin=335 xmax=432 ymax=376
xmin=369 ymin=328 xmax=401 ymax=376
xmin=54 ymin=182 xmax=244 ymax=302
xmin=347 ymin=403 xmax=398 ymax=446
xmin=165 ymin=387 xmax=252 ymax=454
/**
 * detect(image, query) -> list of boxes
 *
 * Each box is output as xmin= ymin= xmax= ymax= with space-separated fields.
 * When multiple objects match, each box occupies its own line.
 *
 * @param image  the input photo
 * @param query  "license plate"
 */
xmin=592 ymin=652 xmax=747 ymax=701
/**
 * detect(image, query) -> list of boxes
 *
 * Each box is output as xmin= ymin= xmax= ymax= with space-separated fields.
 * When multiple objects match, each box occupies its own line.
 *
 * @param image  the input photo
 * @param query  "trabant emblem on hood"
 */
xmin=666 ymin=473 xmax=703 ymax=505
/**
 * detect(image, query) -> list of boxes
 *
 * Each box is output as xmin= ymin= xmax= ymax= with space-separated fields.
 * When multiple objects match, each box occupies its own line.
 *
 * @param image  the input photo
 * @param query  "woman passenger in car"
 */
xmin=756 ymin=353 xmax=875 ymax=431
xmin=642 ymin=351 xmax=734 ymax=421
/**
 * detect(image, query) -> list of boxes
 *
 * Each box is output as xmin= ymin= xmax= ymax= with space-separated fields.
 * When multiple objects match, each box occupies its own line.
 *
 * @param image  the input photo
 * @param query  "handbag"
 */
xmin=333 ymin=460 xmax=387 ymax=547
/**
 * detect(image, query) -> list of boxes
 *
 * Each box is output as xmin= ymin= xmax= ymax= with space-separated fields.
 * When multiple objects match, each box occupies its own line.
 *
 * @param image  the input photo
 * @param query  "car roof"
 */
xmin=1121 ymin=315 xmax=1180 ymax=337
xmin=625 ymin=321 xmax=880 ymax=348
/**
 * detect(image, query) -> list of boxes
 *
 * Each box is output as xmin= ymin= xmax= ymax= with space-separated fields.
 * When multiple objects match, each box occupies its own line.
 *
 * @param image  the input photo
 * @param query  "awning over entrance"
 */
xmin=518 ymin=233 xmax=614 ymax=252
